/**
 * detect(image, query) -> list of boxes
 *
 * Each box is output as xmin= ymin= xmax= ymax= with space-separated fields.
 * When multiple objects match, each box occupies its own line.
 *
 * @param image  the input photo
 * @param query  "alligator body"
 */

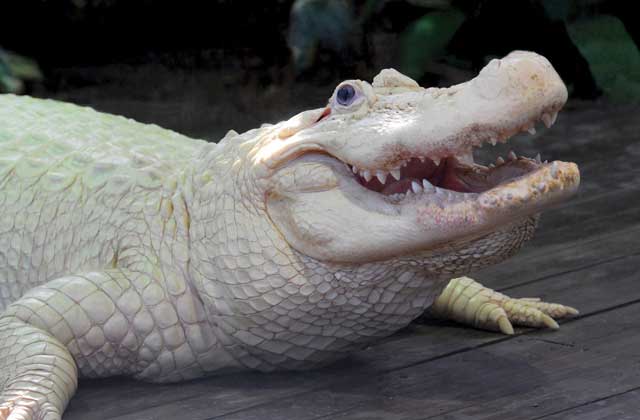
xmin=0 ymin=51 xmax=579 ymax=419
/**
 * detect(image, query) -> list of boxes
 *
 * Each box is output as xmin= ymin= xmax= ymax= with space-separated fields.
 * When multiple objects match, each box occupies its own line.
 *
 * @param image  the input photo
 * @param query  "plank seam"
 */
xmin=527 ymin=385 xmax=640 ymax=420
xmin=499 ymin=251 xmax=640 ymax=292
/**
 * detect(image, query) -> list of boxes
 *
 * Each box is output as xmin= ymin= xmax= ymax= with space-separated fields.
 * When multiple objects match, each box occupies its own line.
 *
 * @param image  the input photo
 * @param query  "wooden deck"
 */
xmin=64 ymin=102 xmax=640 ymax=420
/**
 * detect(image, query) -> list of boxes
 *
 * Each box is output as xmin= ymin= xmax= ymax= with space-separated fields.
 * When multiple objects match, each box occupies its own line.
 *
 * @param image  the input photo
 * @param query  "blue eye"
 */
xmin=336 ymin=84 xmax=356 ymax=106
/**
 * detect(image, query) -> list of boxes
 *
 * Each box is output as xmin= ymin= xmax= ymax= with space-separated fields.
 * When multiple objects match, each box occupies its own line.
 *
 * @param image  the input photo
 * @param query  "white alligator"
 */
xmin=0 ymin=51 xmax=580 ymax=420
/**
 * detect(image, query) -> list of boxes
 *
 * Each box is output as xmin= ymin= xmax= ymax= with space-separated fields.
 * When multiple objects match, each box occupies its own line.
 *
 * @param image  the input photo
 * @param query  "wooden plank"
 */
xmin=530 ymin=186 xmax=640 ymax=245
xmin=180 ymin=302 xmax=640 ymax=420
xmin=536 ymin=388 xmax=640 ymax=420
xmin=64 ymin=238 xmax=640 ymax=420
xmin=476 ymin=224 xmax=640 ymax=292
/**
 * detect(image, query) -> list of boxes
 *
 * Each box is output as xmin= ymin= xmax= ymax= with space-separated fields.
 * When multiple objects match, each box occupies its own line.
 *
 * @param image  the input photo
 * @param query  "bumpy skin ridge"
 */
xmin=0 ymin=95 xmax=201 ymax=308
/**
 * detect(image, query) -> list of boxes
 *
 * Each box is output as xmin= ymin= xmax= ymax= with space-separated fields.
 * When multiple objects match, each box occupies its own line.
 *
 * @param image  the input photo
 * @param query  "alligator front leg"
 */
xmin=0 ymin=318 xmax=77 ymax=420
xmin=429 ymin=276 xmax=579 ymax=335
xmin=0 ymin=269 xmax=164 ymax=420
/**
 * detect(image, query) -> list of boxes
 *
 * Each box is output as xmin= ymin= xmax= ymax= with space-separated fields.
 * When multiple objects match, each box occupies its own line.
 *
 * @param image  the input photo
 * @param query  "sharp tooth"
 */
xmin=496 ymin=156 xmax=505 ymax=165
xmin=535 ymin=153 xmax=542 ymax=163
xmin=550 ymin=112 xmax=558 ymax=126
xmin=376 ymin=171 xmax=388 ymax=184
xmin=419 ymin=157 xmax=425 ymax=163
xmin=489 ymin=138 xmax=497 ymax=146
xmin=488 ymin=163 xmax=495 ymax=168
xmin=459 ymin=150 xmax=474 ymax=165
xmin=361 ymin=170 xmax=372 ymax=182
xmin=508 ymin=151 xmax=517 ymax=161
xmin=527 ymin=126 xmax=536 ymax=135
xmin=550 ymin=162 xmax=559 ymax=178
xmin=390 ymin=169 xmax=401 ymax=181
xmin=352 ymin=165 xmax=358 ymax=174
xmin=405 ymin=188 xmax=413 ymax=196
xmin=433 ymin=157 xmax=441 ymax=166
xmin=541 ymin=113 xmax=553 ymax=128
xmin=422 ymin=179 xmax=434 ymax=191
xmin=411 ymin=181 xmax=423 ymax=194
xmin=435 ymin=187 xmax=447 ymax=197
xmin=401 ymin=161 xmax=408 ymax=167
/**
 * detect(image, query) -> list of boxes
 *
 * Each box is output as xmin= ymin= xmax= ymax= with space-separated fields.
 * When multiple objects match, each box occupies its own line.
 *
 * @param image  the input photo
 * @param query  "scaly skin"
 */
xmin=1 ymin=51 xmax=579 ymax=419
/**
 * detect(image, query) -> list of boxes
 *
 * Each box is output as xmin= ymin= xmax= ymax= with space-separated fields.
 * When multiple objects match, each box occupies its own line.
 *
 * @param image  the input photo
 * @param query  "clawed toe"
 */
xmin=431 ymin=277 xmax=580 ymax=335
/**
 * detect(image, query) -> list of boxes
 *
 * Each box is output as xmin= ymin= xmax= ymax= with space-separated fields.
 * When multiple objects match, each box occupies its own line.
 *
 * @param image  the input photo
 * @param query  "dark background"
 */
xmin=1 ymin=0 xmax=638 ymax=140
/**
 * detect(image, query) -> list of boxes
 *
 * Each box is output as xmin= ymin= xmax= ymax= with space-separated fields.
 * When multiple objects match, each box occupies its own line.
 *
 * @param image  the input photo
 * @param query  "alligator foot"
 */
xmin=430 ymin=276 xmax=579 ymax=335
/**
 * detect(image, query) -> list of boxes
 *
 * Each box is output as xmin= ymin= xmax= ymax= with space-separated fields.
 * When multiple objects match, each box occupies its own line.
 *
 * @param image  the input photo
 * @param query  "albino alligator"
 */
xmin=0 ymin=51 xmax=579 ymax=420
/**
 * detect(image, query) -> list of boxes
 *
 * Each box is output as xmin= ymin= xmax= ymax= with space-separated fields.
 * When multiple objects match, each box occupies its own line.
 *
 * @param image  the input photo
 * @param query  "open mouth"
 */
xmin=344 ymin=111 xmax=561 ymax=204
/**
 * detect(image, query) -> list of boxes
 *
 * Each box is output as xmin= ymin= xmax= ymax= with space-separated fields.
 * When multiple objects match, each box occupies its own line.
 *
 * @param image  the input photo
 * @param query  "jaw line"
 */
xmin=269 ymin=152 xmax=579 ymax=263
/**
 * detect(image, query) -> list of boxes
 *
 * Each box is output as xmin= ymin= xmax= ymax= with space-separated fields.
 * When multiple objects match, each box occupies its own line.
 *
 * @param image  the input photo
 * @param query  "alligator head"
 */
xmin=190 ymin=51 xmax=579 ymax=368
xmin=254 ymin=51 xmax=578 ymax=265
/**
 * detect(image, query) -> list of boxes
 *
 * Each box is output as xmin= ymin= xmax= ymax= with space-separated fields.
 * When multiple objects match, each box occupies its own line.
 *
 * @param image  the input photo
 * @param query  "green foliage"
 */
xmin=288 ymin=0 xmax=353 ymax=73
xmin=0 ymin=49 xmax=43 ymax=94
xmin=567 ymin=15 xmax=640 ymax=102
xmin=398 ymin=8 xmax=465 ymax=80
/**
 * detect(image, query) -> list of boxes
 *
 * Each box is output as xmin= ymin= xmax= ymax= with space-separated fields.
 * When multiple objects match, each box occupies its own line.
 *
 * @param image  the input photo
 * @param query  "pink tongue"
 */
xmin=381 ymin=179 xmax=415 ymax=195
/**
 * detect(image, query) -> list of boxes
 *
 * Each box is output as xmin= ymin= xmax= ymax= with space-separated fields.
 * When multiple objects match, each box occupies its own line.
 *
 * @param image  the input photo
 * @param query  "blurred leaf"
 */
xmin=541 ymin=0 xmax=572 ymax=21
xmin=0 ymin=48 xmax=42 ymax=93
xmin=288 ymin=0 xmax=353 ymax=72
xmin=0 ymin=75 xmax=23 ymax=94
xmin=399 ymin=9 xmax=465 ymax=80
xmin=4 ymin=51 xmax=43 ymax=81
xmin=567 ymin=15 xmax=640 ymax=102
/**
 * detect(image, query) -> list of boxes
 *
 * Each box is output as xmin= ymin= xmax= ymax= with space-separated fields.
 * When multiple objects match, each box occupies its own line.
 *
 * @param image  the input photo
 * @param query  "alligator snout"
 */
xmin=473 ymin=50 xmax=568 ymax=110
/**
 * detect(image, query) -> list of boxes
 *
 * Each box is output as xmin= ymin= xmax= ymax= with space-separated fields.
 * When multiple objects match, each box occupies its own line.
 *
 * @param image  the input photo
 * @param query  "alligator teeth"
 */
xmin=376 ymin=171 xmax=387 ymax=184
xmin=496 ymin=156 xmax=505 ymax=165
xmin=535 ymin=153 xmax=542 ymax=163
xmin=390 ymin=169 xmax=401 ymax=181
xmin=550 ymin=162 xmax=559 ymax=179
xmin=432 ymin=157 xmax=441 ymax=166
xmin=361 ymin=170 xmax=372 ymax=182
xmin=527 ymin=126 xmax=536 ymax=135
xmin=401 ymin=161 xmax=408 ymax=168
xmin=489 ymin=138 xmax=497 ymax=146
xmin=435 ymin=187 xmax=447 ymax=196
xmin=422 ymin=179 xmax=434 ymax=191
xmin=352 ymin=165 xmax=358 ymax=174
xmin=418 ymin=157 xmax=425 ymax=163
xmin=488 ymin=163 xmax=495 ymax=168
xmin=411 ymin=181 xmax=423 ymax=194
xmin=508 ymin=151 xmax=517 ymax=161
xmin=541 ymin=112 xmax=558 ymax=128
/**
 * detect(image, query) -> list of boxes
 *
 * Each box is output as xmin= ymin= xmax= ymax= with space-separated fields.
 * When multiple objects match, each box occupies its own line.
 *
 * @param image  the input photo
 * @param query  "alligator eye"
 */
xmin=336 ymin=84 xmax=356 ymax=106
